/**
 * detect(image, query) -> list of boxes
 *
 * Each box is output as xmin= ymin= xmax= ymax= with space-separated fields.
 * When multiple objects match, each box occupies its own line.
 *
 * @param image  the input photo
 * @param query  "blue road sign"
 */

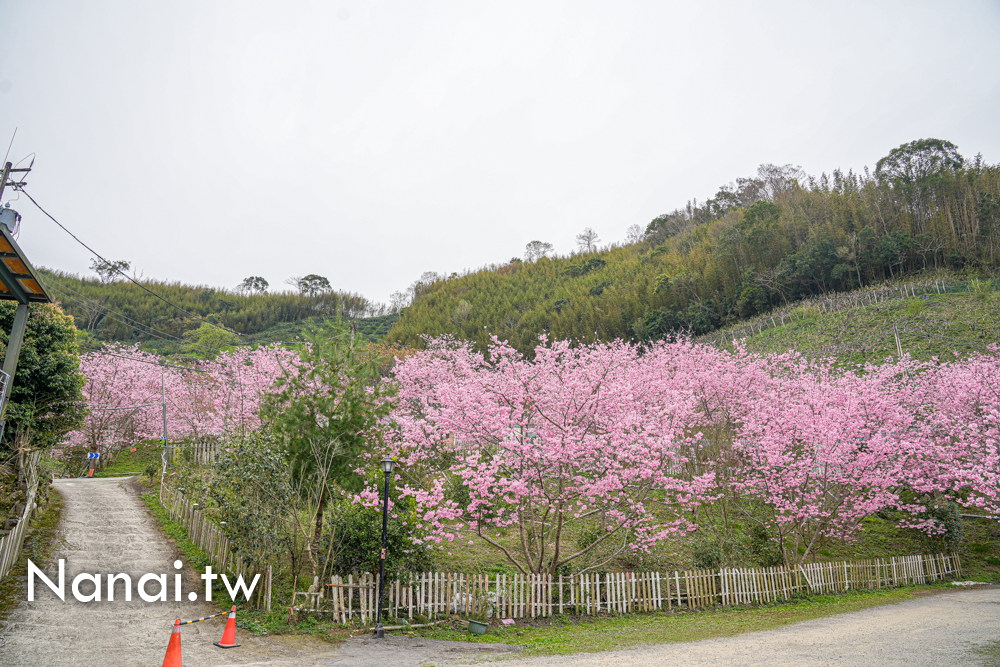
xmin=87 ymin=452 xmax=99 ymax=459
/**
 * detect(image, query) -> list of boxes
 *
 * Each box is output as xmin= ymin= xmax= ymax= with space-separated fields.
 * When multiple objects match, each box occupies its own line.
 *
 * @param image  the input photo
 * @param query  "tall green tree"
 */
xmin=264 ymin=324 xmax=394 ymax=578
xmin=0 ymin=303 xmax=86 ymax=455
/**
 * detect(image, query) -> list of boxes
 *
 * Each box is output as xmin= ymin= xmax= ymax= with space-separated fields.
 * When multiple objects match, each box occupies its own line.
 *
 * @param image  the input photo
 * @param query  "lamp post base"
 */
xmin=374 ymin=623 xmax=385 ymax=639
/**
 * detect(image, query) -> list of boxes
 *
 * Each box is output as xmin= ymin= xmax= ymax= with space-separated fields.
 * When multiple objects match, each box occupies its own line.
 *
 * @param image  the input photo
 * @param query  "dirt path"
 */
xmin=494 ymin=587 xmax=1000 ymax=667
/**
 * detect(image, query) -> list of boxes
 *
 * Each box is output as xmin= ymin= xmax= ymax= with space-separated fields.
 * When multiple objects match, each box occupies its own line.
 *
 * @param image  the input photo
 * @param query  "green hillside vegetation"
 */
xmin=244 ymin=313 xmax=400 ymax=346
xmin=37 ymin=268 xmax=395 ymax=355
xmin=699 ymin=276 xmax=1000 ymax=364
xmin=389 ymin=139 xmax=1000 ymax=353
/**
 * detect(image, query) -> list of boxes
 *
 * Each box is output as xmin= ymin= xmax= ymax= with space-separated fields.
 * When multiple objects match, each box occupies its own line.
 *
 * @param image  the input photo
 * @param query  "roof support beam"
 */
xmin=0 ymin=258 xmax=29 ymax=304
xmin=0 ymin=302 xmax=29 ymax=418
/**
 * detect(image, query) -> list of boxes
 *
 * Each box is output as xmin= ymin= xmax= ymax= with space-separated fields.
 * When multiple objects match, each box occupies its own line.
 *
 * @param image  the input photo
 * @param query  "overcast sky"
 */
xmin=1 ymin=1 xmax=998 ymax=305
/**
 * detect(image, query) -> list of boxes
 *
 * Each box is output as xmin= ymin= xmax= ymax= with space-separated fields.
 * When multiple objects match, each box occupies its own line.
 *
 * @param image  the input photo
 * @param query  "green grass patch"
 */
xmin=94 ymin=441 xmax=163 ymax=478
xmin=722 ymin=292 xmax=1000 ymax=365
xmin=0 ymin=489 xmax=63 ymax=624
xmin=140 ymin=492 xmax=214 ymax=571
xmin=414 ymin=587 xmax=928 ymax=656
xmin=823 ymin=514 xmax=1000 ymax=584
xmin=972 ymin=640 xmax=1000 ymax=667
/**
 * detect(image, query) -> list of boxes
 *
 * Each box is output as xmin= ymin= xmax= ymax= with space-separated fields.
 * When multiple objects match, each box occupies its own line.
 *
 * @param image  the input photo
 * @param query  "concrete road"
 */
xmin=0 ymin=477 xmax=329 ymax=666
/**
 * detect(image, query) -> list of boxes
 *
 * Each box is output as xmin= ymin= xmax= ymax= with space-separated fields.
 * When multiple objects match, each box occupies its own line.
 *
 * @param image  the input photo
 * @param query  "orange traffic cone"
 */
xmin=214 ymin=606 xmax=240 ymax=648
xmin=162 ymin=618 xmax=182 ymax=667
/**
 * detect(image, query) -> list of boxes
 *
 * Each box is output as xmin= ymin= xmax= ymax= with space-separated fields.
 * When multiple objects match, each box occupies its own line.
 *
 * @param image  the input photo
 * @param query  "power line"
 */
xmin=41 ymin=273 xmax=304 ymax=353
xmin=16 ymin=186 xmax=242 ymax=336
xmin=76 ymin=345 xmax=207 ymax=373
xmin=45 ymin=283 xmax=214 ymax=355
xmin=40 ymin=276 xmax=220 ymax=355
xmin=42 ymin=272 xmax=190 ymax=341
xmin=2 ymin=128 xmax=15 ymax=166
xmin=42 ymin=278 xmax=290 ymax=374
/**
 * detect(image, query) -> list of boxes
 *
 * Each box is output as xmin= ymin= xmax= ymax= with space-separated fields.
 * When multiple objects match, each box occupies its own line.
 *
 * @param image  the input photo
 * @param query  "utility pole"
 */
xmin=0 ymin=160 xmax=31 ymax=202
xmin=0 ymin=162 xmax=10 ymax=201
xmin=0 ymin=157 xmax=50 ymax=480
xmin=162 ymin=372 xmax=169 ymax=465
xmin=0 ymin=158 xmax=29 ymax=419
xmin=0 ymin=158 xmax=36 ymax=429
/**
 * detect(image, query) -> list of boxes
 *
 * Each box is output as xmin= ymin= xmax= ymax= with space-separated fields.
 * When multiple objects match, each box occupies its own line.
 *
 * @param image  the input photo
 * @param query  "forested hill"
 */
xmin=388 ymin=139 xmax=1000 ymax=353
xmin=37 ymin=268 xmax=392 ymax=354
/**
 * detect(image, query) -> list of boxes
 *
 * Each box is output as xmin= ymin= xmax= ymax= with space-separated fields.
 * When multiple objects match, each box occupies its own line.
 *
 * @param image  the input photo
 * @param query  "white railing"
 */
xmin=0 ymin=450 xmax=43 ymax=579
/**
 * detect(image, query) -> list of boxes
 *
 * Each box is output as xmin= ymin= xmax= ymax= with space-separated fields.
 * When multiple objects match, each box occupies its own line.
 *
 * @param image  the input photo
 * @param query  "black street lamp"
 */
xmin=374 ymin=456 xmax=396 ymax=638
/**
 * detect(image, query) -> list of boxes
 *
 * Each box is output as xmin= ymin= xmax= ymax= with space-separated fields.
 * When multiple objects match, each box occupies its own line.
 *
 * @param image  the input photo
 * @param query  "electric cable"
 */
xmin=45 ymin=284 xmax=217 ymax=356
xmin=76 ymin=345 xmax=208 ymax=373
xmin=15 ymin=186 xmax=243 ymax=335
xmin=40 ymin=275 xmax=220 ymax=354
xmin=2 ymin=128 xmax=15 ymax=165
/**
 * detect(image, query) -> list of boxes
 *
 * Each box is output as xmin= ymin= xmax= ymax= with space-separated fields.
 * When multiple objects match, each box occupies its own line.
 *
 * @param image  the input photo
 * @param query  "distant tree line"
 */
xmin=388 ymin=139 xmax=1000 ymax=353
xmin=39 ymin=268 xmax=392 ymax=348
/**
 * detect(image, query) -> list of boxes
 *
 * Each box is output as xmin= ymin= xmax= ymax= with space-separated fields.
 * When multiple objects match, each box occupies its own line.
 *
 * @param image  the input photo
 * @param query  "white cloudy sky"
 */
xmin=1 ymin=1 xmax=998 ymax=304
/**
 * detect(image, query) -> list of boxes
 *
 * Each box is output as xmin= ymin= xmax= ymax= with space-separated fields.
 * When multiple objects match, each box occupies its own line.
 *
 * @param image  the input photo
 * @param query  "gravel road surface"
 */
xmin=1 ymin=477 xmax=996 ymax=667
xmin=495 ymin=587 xmax=1000 ymax=667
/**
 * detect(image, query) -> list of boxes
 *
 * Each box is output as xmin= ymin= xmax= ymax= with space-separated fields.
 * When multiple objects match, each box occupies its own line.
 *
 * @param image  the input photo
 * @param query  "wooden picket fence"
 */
xmin=0 ymin=451 xmax=42 ymax=580
xmin=294 ymin=552 xmax=961 ymax=625
xmin=159 ymin=485 xmax=272 ymax=609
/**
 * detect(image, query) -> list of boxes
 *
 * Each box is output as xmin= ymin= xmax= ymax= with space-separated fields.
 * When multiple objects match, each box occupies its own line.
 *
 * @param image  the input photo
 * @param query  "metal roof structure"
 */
xmin=0 ymin=225 xmax=51 ymax=304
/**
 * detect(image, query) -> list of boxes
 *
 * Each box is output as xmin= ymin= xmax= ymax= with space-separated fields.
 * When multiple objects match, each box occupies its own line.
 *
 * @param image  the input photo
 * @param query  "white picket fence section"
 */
xmin=159 ymin=485 xmax=272 ymax=609
xmin=291 ymin=552 xmax=961 ymax=625
xmin=0 ymin=451 xmax=43 ymax=579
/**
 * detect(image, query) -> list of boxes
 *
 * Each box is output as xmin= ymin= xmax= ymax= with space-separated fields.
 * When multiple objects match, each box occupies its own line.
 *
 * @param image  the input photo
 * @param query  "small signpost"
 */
xmin=87 ymin=451 xmax=99 ymax=477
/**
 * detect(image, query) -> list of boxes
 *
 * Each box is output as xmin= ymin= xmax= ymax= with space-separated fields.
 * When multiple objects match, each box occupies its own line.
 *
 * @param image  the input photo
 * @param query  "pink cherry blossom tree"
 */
xmin=715 ymin=352 xmax=934 ymax=565
xmin=71 ymin=345 xmax=165 ymax=464
xmin=391 ymin=336 xmax=713 ymax=574
xmin=391 ymin=335 xmax=1000 ymax=571
xmin=69 ymin=343 xmax=295 ymax=462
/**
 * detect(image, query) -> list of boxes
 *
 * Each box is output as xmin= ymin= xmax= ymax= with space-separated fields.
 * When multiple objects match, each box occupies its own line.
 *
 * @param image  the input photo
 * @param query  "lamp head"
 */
xmin=381 ymin=457 xmax=396 ymax=474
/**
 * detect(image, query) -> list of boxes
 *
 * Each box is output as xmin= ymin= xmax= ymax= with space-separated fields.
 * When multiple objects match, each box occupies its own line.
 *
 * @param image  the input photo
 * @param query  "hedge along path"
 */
xmin=299 ymin=553 xmax=961 ymax=625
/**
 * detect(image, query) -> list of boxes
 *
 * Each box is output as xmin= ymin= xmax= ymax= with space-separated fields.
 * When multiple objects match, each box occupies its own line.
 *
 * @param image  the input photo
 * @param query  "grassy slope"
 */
xmin=703 ymin=290 xmax=1000 ymax=364
xmin=92 ymin=440 xmax=164 ymax=478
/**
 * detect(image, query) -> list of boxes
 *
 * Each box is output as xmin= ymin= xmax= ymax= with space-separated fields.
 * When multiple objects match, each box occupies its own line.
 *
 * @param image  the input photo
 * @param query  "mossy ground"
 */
xmin=0 ymin=489 xmax=63 ymax=624
xmin=973 ymin=640 xmax=1000 ymax=667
